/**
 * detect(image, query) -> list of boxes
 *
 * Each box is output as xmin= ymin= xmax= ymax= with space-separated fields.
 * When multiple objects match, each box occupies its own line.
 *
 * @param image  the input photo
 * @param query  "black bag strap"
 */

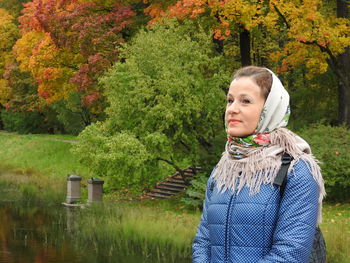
xmin=274 ymin=153 xmax=293 ymax=196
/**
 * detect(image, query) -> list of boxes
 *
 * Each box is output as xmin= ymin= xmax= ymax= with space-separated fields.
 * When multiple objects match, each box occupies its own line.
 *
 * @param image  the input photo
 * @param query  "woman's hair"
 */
xmin=232 ymin=66 xmax=272 ymax=100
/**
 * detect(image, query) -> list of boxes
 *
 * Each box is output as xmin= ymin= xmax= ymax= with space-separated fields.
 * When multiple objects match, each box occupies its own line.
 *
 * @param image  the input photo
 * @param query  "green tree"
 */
xmin=73 ymin=20 xmax=229 ymax=190
xmin=0 ymin=0 xmax=30 ymax=18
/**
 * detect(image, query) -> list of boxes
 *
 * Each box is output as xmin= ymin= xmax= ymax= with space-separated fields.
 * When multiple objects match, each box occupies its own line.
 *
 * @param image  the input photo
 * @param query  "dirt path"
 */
xmin=0 ymin=130 xmax=78 ymax=144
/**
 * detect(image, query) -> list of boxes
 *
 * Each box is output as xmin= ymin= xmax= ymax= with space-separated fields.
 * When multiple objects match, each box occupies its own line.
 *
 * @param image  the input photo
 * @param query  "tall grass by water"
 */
xmin=0 ymin=169 xmax=65 ymax=205
xmin=69 ymin=203 xmax=198 ymax=261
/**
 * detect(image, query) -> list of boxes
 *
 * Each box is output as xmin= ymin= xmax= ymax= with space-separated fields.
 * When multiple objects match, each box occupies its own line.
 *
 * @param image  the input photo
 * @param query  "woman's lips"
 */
xmin=228 ymin=119 xmax=241 ymax=124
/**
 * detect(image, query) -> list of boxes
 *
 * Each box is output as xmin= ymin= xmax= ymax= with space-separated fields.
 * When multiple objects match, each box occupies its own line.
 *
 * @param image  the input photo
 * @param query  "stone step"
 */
xmin=160 ymin=182 xmax=187 ymax=189
xmin=173 ymin=172 xmax=195 ymax=178
xmin=155 ymin=184 xmax=184 ymax=193
xmin=146 ymin=192 xmax=171 ymax=199
xmin=150 ymin=188 xmax=176 ymax=196
xmin=166 ymin=178 xmax=187 ymax=185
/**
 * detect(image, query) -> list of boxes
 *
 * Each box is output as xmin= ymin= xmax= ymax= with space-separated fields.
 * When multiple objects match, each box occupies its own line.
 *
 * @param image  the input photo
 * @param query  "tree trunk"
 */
xmin=336 ymin=0 xmax=350 ymax=127
xmin=240 ymin=28 xmax=251 ymax=67
xmin=335 ymin=50 xmax=350 ymax=126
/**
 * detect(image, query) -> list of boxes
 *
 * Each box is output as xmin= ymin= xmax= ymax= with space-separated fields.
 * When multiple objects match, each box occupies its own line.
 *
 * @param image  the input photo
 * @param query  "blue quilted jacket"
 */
xmin=192 ymin=159 xmax=320 ymax=263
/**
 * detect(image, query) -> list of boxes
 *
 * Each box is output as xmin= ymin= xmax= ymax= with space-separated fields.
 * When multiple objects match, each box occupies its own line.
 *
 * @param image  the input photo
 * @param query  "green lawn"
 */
xmin=0 ymin=132 xmax=88 ymax=179
xmin=321 ymin=203 xmax=350 ymax=262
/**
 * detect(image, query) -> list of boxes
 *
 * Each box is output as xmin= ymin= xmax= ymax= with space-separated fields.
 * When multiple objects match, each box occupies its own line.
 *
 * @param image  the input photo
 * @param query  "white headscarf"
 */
xmin=255 ymin=68 xmax=290 ymax=133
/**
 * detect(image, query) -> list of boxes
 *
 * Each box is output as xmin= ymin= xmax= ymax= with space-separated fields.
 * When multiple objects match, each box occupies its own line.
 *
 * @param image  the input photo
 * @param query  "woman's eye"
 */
xmin=242 ymin=99 xmax=251 ymax=104
xmin=227 ymin=99 xmax=233 ymax=104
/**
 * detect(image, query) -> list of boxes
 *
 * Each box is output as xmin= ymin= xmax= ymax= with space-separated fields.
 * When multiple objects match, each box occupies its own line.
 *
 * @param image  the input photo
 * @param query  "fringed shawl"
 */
xmin=213 ymin=128 xmax=325 ymax=223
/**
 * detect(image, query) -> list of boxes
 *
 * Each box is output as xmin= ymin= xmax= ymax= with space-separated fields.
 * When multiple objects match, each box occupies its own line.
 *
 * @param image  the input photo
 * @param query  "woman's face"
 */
xmin=225 ymin=77 xmax=265 ymax=137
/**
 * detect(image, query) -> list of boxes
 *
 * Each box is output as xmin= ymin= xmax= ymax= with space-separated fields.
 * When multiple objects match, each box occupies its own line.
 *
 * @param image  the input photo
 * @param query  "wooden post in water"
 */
xmin=87 ymin=178 xmax=104 ymax=204
xmin=66 ymin=174 xmax=82 ymax=204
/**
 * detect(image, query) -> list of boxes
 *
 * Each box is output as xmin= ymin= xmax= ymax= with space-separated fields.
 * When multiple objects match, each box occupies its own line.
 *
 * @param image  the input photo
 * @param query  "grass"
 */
xmin=0 ymin=132 xmax=89 ymax=179
xmin=0 ymin=132 xmax=349 ymax=262
xmin=321 ymin=203 xmax=350 ymax=263
xmin=0 ymin=168 xmax=65 ymax=205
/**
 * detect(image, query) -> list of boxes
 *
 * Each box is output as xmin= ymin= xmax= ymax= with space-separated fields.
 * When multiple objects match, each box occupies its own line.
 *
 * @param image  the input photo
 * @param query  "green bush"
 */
xmin=1 ymin=110 xmax=47 ymax=133
xmin=73 ymin=19 xmax=230 ymax=191
xmin=298 ymin=124 xmax=350 ymax=202
xmin=51 ymin=93 xmax=93 ymax=135
xmin=182 ymin=173 xmax=208 ymax=209
xmin=285 ymin=68 xmax=338 ymax=130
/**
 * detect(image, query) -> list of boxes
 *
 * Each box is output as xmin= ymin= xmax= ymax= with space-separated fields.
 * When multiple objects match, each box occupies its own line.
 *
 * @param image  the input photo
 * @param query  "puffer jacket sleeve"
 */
xmin=192 ymin=173 xmax=214 ymax=262
xmin=258 ymin=159 xmax=320 ymax=263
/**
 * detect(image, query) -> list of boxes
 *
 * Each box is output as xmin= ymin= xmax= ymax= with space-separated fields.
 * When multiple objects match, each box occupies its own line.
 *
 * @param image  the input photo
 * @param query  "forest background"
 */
xmin=0 ymin=0 xmax=349 ymax=203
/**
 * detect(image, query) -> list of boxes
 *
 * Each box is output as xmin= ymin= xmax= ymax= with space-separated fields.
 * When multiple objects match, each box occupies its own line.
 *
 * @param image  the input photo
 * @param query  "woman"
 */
xmin=192 ymin=66 xmax=325 ymax=263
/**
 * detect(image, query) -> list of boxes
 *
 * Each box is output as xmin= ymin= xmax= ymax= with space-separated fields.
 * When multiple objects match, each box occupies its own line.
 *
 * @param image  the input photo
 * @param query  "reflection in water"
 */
xmin=0 ymin=203 xmax=82 ymax=263
xmin=0 ymin=187 xmax=191 ymax=263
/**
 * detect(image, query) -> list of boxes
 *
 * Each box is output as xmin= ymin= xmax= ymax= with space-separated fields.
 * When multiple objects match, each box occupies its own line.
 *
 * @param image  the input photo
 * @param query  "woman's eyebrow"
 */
xmin=227 ymin=93 xmax=253 ymax=98
xmin=239 ymin=93 xmax=252 ymax=97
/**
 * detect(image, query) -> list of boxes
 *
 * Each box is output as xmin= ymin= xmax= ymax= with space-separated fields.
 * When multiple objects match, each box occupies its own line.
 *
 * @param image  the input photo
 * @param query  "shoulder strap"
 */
xmin=273 ymin=153 xmax=293 ymax=196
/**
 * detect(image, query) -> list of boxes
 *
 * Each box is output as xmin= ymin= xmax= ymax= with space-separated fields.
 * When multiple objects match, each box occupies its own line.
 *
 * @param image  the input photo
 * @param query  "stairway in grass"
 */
xmin=143 ymin=167 xmax=201 ymax=199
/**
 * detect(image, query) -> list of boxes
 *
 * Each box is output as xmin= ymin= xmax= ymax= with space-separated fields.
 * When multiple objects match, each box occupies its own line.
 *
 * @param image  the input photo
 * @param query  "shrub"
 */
xmin=286 ymin=69 xmax=338 ymax=130
xmin=182 ymin=173 xmax=208 ymax=209
xmin=298 ymin=124 xmax=350 ymax=202
xmin=1 ymin=110 xmax=46 ymax=133
xmin=51 ymin=93 xmax=93 ymax=135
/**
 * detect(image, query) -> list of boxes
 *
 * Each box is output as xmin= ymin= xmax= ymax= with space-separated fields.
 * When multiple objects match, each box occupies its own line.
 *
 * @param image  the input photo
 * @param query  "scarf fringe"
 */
xmin=213 ymin=128 xmax=325 ymax=223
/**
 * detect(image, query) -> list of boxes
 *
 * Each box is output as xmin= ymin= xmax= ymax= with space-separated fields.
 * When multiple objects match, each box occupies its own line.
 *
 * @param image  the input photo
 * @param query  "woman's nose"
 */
xmin=227 ymin=101 xmax=240 ymax=114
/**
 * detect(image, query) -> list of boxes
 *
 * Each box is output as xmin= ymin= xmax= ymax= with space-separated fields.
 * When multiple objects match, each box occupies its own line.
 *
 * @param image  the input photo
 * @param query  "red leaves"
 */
xmin=81 ymin=91 xmax=101 ymax=107
xmin=38 ymin=89 xmax=50 ymax=99
xmin=70 ymin=53 xmax=111 ymax=92
xmin=42 ymin=67 xmax=55 ymax=80
xmin=17 ymin=0 xmax=135 ymax=106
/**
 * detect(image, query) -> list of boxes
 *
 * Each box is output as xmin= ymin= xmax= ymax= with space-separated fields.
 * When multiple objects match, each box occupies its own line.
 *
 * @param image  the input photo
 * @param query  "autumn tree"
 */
xmin=15 ymin=0 xmax=135 ymax=119
xmin=268 ymin=0 xmax=350 ymax=126
xmin=144 ymin=0 xmax=274 ymax=66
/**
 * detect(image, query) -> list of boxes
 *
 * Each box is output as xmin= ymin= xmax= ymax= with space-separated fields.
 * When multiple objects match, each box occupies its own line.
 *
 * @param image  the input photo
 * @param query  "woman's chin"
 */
xmin=227 ymin=128 xmax=252 ymax=138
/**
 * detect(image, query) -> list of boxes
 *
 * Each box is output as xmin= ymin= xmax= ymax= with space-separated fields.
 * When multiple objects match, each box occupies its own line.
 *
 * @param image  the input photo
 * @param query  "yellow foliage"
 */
xmin=267 ymin=0 xmax=350 ymax=76
xmin=0 ymin=8 xmax=19 ymax=77
xmin=0 ymin=79 xmax=12 ymax=105
xmin=14 ymin=31 xmax=83 ymax=103
xmin=13 ymin=31 xmax=45 ymax=73
xmin=0 ymin=9 xmax=19 ymax=51
xmin=213 ymin=0 xmax=265 ymax=31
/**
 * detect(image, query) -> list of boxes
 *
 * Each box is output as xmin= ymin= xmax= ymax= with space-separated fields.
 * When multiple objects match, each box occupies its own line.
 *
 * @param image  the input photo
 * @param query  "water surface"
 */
xmin=0 ymin=180 xmax=191 ymax=263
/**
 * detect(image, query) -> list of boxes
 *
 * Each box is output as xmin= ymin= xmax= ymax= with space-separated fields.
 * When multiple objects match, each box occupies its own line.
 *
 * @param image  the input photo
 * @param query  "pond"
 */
xmin=0 ymin=186 xmax=191 ymax=263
